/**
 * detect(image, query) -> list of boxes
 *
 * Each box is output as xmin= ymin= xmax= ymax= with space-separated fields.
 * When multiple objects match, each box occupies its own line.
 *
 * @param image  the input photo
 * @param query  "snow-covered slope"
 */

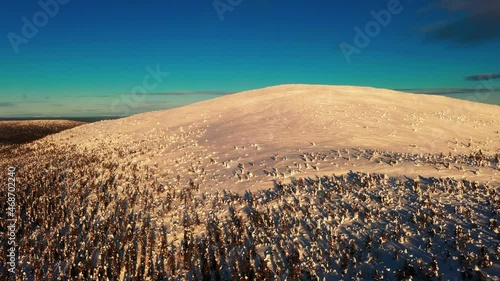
xmin=36 ymin=84 xmax=500 ymax=191
xmin=4 ymin=85 xmax=500 ymax=280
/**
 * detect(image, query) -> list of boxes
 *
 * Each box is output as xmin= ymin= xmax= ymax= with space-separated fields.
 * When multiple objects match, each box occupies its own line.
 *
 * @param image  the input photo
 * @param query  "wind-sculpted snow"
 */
xmin=1 ymin=143 xmax=499 ymax=280
xmin=1 ymin=85 xmax=499 ymax=280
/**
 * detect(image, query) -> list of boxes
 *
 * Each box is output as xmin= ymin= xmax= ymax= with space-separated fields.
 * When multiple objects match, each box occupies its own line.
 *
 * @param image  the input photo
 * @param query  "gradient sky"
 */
xmin=1 ymin=0 xmax=499 ymax=117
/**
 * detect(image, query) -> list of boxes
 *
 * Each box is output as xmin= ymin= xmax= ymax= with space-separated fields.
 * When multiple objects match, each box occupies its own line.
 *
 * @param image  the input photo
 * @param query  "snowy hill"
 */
xmin=2 ymin=85 xmax=500 ymax=280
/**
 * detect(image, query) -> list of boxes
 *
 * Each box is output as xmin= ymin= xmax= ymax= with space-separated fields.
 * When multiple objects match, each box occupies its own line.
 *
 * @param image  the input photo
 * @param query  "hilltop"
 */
xmin=34 ymin=84 xmax=500 ymax=191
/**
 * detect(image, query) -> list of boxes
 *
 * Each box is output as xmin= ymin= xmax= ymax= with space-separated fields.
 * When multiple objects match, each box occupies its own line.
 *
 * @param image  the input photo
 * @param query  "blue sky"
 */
xmin=1 ymin=0 xmax=499 ymax=117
